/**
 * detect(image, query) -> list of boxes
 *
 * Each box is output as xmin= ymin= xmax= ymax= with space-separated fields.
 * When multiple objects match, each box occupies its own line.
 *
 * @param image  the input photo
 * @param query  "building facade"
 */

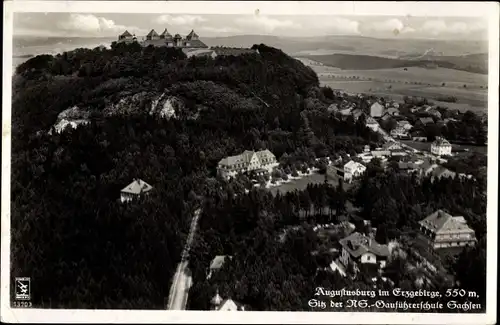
xmin=370 ymin=102 xmax=385 ymax=118
xmin=431 ymin=137 xmax=452 ymax=156
xmin=217 ymin=149 xmax=279 ymax=180
xmin=419 ymin=210 xmax=476 ymax=250
xmin=120 ymin=179 xmax=153 ymax=203
xmin=343 ymin=160 xmax=366 ymax=183
xmin=119 ymin=29 xmax=208 ymax=48
xmin=365 ymin=116 xmax=380 ymax=132
xmin=338 ymin=232 xmax=390 ymax=273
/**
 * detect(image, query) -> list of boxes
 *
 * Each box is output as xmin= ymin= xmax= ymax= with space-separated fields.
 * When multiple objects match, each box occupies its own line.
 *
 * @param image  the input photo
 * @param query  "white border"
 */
xmin=1 ymin=2 xmax=498 ymax=324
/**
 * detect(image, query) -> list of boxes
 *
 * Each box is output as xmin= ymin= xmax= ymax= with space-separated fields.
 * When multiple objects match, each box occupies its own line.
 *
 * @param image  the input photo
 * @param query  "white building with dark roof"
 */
xmin=419 ymin=210 xmax=476 ymax=250
xmin=431 ymin=137 xmax=452 ymax=156
xmin=217 ymin=149 xmax=278 ymax=180
xmin=343 ymin=160 xmax=366 ymax=183
xmin=120 ymin=179 xmax=153 ymax=203
xmin=339 ymin=232 xmax=390 ymax=273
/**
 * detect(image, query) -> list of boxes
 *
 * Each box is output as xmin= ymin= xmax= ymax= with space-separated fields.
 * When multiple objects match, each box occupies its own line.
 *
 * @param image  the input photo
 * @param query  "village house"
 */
xmin=397 ymin=120 xmax=413 ymax=131
xmin=380 ymin=113 xmax=393 ymax=122
xmin=339 ymin=107 xmax=354 ymax=119
xmin=416 ymin=117 xmax=435 ymax=127
xmin=365 ymin=116 xmax=380 ymax=132
xmin=343 ymin=160 xmax=366 ymax=183
xmin=390 ymin=127 xmax=410 ymax=139
xmin=386 ymin=107 xmax=400 ymax=116
xmin=427 ymin=109 xmax=442 ymax=119
xmin=370 ymin=102 xmax=385 ymax=118
xmin=120 ymin=179 xmax=153 ymax=203
xmin=351 ymin=108 xmax=365 ymax=121
xmin=217 ymin=149 xmax=279 ymax=180
xmin=210 ymin=290 xmax=246 ymax=311
xmin=338 ymin=232 xmax=390 ymax=274
xmin=431 ymin=137 xmax=452 ymax=156
xmin=207 ymin=255 xmax=233 ymax=279
xmin=371 ymin=141 xmax=403 ymax=157
xmin=419 ymin=210 xmax=476 ymax=250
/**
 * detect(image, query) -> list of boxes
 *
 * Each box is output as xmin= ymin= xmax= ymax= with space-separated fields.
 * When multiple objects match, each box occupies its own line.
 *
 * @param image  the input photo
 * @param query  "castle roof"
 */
xmin=160 ymin=28 xmax=172 ymax=36
xmin=174 ymin=33 xmax=182 ymax=39
xmin=146 ymin=29 xmax=159 ymax=37
xmin=186 ymin=29 xmax=199 ymax=40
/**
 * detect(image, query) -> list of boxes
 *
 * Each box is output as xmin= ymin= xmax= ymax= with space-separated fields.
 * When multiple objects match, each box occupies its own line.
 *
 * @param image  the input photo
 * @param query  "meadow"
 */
xmin=305 ymin=62 xmax=488 ymax=113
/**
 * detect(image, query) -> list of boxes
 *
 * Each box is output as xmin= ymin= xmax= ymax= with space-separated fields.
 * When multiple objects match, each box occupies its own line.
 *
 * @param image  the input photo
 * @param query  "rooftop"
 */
xmin=419 ymin=209 xmax=475 ymax=234
xmin=433 ymin=137 xmax=451 ymax=146
xmin=339 ymin=232 xmax=390 ymax=258
xmin=209 ymin=255 xmax=232 ymax=270
xmin=121 ymin=179 xmax=153 ymax=195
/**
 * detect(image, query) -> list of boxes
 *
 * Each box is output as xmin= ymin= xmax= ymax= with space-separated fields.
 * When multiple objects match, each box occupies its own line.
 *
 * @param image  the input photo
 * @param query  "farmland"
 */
xmin=298 ymin=60 xmax=489 ymax=113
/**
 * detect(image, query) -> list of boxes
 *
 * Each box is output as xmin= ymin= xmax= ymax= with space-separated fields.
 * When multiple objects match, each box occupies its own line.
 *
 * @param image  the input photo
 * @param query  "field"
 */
xmin=305 ymin=62 xmax=488 ymax=113
xmin=268 ymin=172 xmax=327 ymax=196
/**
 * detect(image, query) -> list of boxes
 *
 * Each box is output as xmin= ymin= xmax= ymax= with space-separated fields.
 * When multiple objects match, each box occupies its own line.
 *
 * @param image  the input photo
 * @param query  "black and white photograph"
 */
xmin=1 ymin=1 xmax=498 ymax=324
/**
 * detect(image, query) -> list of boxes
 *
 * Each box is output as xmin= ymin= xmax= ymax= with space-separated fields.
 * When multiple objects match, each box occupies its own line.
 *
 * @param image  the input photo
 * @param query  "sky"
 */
xmin=13 ymin=12 xmax=489 ymax=40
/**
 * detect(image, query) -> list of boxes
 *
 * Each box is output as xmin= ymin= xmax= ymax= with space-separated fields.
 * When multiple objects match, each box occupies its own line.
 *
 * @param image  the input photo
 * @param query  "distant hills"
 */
xmin=298 ymin=53 xmax=488 ymax=74
xmin=13 ymin=34 xmax=488 ymax=74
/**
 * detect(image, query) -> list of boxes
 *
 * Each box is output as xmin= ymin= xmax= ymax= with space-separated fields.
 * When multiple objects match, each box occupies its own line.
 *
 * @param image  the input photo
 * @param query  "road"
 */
xmin=166 ymin=208 xmax=201 ymax=310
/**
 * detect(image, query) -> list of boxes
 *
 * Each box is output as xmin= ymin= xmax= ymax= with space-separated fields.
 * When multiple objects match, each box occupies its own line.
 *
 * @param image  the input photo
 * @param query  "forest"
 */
xmin=11 ymin=41 xmax=384 ymax=308
xmin=188 ymin=162 xmax=487 ymax=311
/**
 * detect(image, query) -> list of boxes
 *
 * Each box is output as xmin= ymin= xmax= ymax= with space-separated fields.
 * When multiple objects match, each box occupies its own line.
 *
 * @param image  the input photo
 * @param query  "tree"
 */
xmin=375 ymin=224 xmax=389 ymax=244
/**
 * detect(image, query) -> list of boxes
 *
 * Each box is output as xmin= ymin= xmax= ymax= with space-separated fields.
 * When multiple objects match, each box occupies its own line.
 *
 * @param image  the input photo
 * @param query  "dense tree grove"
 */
xmin=11 ymin=42 xmax=382 ymax=308
xmin=188 ymin=166 xmax=487 ymax=311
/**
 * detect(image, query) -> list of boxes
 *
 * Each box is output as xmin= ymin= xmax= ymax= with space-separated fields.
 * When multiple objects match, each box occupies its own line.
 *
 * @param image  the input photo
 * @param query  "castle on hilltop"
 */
xmin=118 ymin=29 xmax=208 ymax=49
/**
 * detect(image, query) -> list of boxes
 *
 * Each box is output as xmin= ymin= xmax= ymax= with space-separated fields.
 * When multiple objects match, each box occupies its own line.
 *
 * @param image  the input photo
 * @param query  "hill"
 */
xmin=11 ymin=41 xmax=383 ymax=309
xmin=299 ymin=53 xmax=488 ymax=74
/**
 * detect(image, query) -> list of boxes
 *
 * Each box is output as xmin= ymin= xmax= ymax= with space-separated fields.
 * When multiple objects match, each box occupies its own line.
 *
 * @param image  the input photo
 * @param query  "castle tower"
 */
xmin=173 ymin=34 xmax=182 ymax=47
xmin=186 ymin=29 xmax=199 ymax=40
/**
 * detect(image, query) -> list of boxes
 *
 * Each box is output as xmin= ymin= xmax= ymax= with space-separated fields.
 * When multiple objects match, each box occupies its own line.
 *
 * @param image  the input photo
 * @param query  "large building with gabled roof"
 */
xmin=118 ymin=30 xmax=136 ymax=43
xmin=121 ymin=28 xmax=209 ymax=49
xmin=217 ymin=149 xmax=279 ymax=180
xmin=419 ymin=209 xmax=476 ymax=250
xmin=338 ymin=232 xmax=390 ymax=273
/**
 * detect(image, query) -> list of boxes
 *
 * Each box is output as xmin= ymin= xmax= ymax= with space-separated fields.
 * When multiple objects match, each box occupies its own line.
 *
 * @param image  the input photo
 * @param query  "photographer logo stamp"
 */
xmin=15 ymin=277 xmax=31 ymax=300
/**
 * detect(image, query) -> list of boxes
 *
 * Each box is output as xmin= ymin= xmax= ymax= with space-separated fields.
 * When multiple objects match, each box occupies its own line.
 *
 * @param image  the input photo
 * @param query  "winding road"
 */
xmin=166 ymin=208 xmax=201 ymax=310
